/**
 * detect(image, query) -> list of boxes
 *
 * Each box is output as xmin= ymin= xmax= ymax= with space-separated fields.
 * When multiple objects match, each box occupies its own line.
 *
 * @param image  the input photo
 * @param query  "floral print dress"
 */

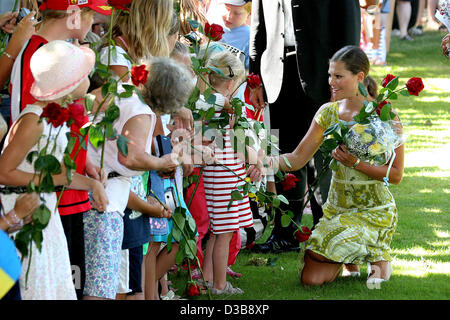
xmin=301 ymin=102 xmax=398 ymax=269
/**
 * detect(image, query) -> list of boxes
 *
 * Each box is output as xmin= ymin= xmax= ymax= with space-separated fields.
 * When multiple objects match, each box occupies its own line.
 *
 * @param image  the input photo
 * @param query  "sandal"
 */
xmin=211 ymin=282 xmax=244 ymax=295
xmin=366 ymin=262 xmax=393 ymax=286
xmin=226 ymin=266 xmax=243 ymax=278
xmin=342 ymin=264 xmax=361 ymax=277
xmin=161 ymin=290 xmax=183 ymax=300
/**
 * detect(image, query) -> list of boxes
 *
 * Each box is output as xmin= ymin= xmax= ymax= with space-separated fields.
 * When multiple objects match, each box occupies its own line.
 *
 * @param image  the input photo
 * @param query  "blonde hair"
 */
xmin=242 ymin=3 xmax=252 ymax=14
xmin=111 ymin=0 xmax=173 ymax=61
xmin=179 ymin=0 xmax=208 ymax=36
xmin=205 ymin=48 xmax=245 ymax=93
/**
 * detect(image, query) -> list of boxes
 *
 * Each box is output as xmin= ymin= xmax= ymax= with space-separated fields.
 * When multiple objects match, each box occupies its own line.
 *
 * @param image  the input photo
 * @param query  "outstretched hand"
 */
xmin=250 ymin=85 xmax=266 ymax=110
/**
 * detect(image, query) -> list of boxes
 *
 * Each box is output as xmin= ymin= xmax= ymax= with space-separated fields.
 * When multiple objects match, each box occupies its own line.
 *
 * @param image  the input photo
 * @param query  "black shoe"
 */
xmin=250 ymin=234 xmax=299 ymax=253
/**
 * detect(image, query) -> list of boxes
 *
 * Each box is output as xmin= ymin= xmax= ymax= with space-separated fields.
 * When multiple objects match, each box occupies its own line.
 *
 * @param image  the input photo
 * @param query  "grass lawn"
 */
xmin=170 ymin=30 xmax=450 ymax=300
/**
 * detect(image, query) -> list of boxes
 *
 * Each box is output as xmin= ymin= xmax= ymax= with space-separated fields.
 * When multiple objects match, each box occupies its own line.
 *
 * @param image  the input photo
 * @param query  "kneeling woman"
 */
xmin=275 ymin=45 xmax=404 ymax=286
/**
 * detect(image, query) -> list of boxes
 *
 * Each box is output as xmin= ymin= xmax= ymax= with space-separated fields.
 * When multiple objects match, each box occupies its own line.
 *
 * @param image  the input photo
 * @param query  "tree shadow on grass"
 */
xmin=390 ymin=166 xmax=450 ymax=253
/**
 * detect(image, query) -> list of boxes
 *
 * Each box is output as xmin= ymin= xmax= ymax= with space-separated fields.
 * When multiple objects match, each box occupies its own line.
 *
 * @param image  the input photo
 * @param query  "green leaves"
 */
xmin=85 ymin=93 xmax=96 ymax=112
xmin=34 ymin=154 xmax=61 ymax=174
xmin=117 ymin=134 xmax=129 ymax=156
xmin=89 ymin=125 xmax=104 ymax=149
xmin=358 ymin=82 xmax=368 ymax=97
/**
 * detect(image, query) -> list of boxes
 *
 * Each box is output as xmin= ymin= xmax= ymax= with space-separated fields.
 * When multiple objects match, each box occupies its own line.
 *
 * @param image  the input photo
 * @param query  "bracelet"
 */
xmin=3 ymin=52 xmax=15 ymax=61
xmin=7 ymin=209 xmax=22 ymax=224
xmin=2 ymin=214 xmax=12 ymax=227
xmin=352 ymin=158 xmax=361 ymax=169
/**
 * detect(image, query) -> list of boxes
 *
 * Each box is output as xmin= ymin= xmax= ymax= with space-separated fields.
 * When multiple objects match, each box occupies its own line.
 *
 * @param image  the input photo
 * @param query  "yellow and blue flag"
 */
xmin=0 ymin=229 xmax=21 ymax=298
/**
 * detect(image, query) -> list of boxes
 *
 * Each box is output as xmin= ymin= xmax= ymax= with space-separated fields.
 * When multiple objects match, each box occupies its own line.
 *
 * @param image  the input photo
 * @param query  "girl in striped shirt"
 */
xmin=197 ymin=47 xmax=264 ymax=295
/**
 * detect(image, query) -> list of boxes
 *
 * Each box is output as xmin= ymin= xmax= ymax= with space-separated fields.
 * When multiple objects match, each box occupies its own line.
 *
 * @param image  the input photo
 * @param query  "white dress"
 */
xmin=0 ymin=105 xmax=76 ymax=300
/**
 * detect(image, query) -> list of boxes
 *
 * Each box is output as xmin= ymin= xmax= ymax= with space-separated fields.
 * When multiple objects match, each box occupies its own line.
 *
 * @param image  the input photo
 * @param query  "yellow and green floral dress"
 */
xmin=301 ymin=102 xmax=398 ymax=268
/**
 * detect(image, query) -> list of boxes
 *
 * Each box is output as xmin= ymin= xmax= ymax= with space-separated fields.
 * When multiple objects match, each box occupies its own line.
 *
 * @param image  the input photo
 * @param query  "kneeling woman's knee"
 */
xmin=301 ymin=273 xmax=326 ymax=286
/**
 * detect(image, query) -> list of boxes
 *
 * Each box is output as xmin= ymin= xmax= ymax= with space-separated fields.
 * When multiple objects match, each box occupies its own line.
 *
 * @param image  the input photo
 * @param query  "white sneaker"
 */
xmin=391 ymin=29 xmax=401 ymax=37
xmin=211 ymin=282 xmax=244 ymax=295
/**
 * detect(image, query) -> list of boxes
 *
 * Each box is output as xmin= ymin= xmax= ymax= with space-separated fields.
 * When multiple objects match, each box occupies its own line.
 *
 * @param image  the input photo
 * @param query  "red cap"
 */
xmin=39 ymin=0 xmax=112 ymax=16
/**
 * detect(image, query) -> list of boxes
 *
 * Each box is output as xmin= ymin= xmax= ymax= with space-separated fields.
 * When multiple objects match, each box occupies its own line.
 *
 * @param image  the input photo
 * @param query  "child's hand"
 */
xmin=91 ymin=180 xmax=109 ymax=212
xmin=9 ymin=11 xmax=37 ymax=44
xmin=172 ymin=107 xmax=194 ymax=132
xmin=0 ymin=11 xmax=18 ymax=33
xmin=157 ymin=153 xmax=180 ymax=178
xmin=146 ymin=196 xmax=172 ymax=218
xmin=182 ymin=163 xmax=194 ymax=176
xmin=13 ymin=192 xmax=40 ymax=221
xmin=198 ymin=145 xmax=216 ymax=166
xmin=223 ymin=97 xmax=234 ymax=114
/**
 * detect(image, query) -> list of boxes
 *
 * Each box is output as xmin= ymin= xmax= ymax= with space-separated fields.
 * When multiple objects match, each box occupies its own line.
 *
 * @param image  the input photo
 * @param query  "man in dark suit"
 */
xmin=249 ymin=0 xmax=361 ymax=253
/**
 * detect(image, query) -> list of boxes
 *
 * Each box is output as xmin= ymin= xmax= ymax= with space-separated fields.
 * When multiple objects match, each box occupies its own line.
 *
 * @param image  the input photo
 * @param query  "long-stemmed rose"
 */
xmin=247 ymin=73 xmax=262 ymax=89
xmin=40 ymin=103 xmax=71 ymax=128
xmin=405 ymin=77 xmax=424 ymax=96
xmin=204 ymin=22 xmax=225 ymax=41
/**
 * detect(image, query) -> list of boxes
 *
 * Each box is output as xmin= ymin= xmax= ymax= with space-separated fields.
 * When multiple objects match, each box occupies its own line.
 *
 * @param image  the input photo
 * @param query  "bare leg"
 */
xmin=416 ymin=0 xmax=426 ymax=27
xmin=144 ymin=241 xmax=160 ymax=300
xmin=427 ymin=0 xmax=440 ymax=28
xmin=155 ymin=243 xmax=179 ymax=281
xmin=212 ymin=232 xmax=234 ymax=290
xmin=159 ymin=273 xmax=169 ymax=296
xmin=301 ymin=250 xmax=343 ymax=286
xmin=397 ymin=0 xmax=412 ymax=38
xmin=202 ymin=234 xmax=216 ymax=283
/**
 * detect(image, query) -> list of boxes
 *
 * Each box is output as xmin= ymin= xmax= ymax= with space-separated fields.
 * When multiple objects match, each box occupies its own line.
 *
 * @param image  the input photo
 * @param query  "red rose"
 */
xmin=68 ymin=103 xmax=86 ymax=128
xmin=294 ymin=226 xmax=312 ymax=243
xmin=375 ymin=100 xmax=391 ymax=116
xmin=382 ymin=74 xmax=396 ymax=88
xmin=247 ymin=73 xmax=262 ymax=89
xmin=204 ymin=22 xmax=225 ymax=41
xmin=185 ymin=282 xmax=200 ymax=297
xmin=405 ymin=77 xmax=424 ymax=96
xmin=41 ymin=103 xmax=70 ymax=128
xmin=108 ymin=0 xmax=131 ymax=11
xmin=281 ymin=173 xmax=299 ymax=191
xmin=131 ymin=64 xmax=149 ymax=86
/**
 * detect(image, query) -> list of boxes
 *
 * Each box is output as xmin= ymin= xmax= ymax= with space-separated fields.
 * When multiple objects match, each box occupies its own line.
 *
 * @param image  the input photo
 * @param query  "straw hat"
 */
xmin=30 ymin=40 xmax=95 ymax=101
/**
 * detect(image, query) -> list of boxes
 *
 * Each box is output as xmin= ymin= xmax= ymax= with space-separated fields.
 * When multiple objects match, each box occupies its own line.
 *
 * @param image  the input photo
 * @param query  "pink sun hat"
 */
xmin=30 ymin=40 xmax=96 ymax=101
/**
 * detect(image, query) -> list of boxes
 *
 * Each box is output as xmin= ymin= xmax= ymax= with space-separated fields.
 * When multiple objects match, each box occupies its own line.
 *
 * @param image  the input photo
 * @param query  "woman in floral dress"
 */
xmin=275 ymin=46 xmax=404 ymax=286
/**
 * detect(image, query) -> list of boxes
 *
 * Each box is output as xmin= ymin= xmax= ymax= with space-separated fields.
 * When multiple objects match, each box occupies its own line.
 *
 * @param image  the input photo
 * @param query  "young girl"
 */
xmin=0 ymin=40 xmax=108 ymax=300
xmin=275 ymin=45 xmax=404 ymax=286
xmin=141 ymin=58 xmax=197 ymax=301
xmin=198 ymin=47 xmax=264 ymax=295
xmin=96 ymin=0 xmax=176 ymax=299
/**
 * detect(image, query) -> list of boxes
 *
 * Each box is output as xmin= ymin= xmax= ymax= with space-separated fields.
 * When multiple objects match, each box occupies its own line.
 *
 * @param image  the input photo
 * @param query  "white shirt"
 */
xmin=88 ymin=88 xmax=156 ymax=215
xmin=282 ymin=0 xmax=296 ymax=47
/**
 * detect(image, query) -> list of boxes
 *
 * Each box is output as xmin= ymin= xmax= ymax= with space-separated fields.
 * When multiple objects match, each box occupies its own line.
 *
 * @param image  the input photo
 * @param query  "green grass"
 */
xmin=170 ymin=30 xmax=450 ymax=300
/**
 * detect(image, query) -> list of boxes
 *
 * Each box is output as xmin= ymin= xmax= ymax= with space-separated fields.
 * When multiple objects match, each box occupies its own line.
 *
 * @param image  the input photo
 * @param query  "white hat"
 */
xmin=30 ymin=40 xmax=95 ymax=101
xmin=219 ymin=0 xmax=251 ymax=6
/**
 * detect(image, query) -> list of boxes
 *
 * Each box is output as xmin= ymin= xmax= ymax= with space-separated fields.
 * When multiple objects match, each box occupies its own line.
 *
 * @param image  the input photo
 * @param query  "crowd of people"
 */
xmin=0 ymin=0 xmax=446 ymax=301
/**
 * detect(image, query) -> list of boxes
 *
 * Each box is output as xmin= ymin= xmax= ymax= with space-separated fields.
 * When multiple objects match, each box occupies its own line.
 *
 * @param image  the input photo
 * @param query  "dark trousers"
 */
xmin=269 ymin=54 xmax=331 ymax=239
xmin=60 ymin=212 xmax=86 ymax=300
